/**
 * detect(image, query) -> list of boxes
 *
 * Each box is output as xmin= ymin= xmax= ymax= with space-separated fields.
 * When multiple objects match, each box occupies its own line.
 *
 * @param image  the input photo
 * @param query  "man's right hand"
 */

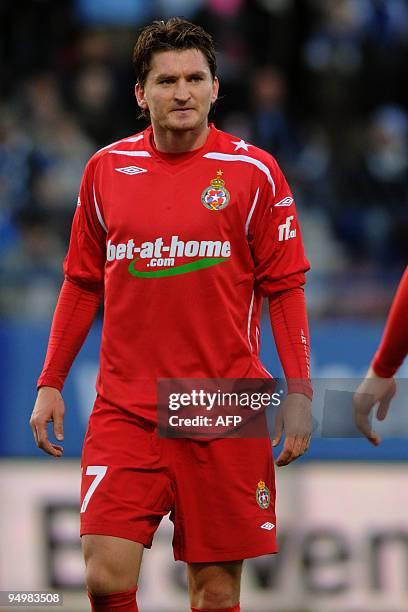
xmin=30 ymin=386 xmax=65 ymax=457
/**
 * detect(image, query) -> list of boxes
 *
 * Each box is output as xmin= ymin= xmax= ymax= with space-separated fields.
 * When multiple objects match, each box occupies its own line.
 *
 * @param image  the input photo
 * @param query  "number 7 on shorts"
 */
xmin=80 ymin=466 xmax=108 ymax=513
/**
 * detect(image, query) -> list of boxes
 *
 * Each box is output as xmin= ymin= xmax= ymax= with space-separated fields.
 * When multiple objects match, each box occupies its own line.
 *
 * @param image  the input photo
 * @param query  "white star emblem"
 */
xmin=231 ymin=139 xmax=251 ymax=152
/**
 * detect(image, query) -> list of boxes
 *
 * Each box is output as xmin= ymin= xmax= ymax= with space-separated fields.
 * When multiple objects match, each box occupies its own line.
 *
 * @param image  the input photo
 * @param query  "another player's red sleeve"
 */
xmin=37 ymin=156 xmax=106 ymax=390
xmin=372 ymin=267 xmax=408 ymax=377
xmin=269 ymin=287 xmax=313 ymax=399
xmin=248 ymin=157 xmax=310 ymax=296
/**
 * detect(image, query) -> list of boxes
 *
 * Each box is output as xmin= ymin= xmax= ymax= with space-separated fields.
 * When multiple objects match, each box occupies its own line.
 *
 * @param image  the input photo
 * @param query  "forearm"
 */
xmin=372 ymin=267 xmax=408 ymax=377
xmin=37 ymin=278 xmax=103 ymax=391
xmin=268 ymin=286 xmax=312 ymax=399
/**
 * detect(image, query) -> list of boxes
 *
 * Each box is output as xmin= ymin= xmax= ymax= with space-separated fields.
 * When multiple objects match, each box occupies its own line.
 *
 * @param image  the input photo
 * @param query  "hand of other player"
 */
xmin=30 ymin=386 xmax=65 ymax=457
xmin=353 ymin=366 xmax=396 ymax=446
xmin=272 ymin=393 xmax=312 ymax=466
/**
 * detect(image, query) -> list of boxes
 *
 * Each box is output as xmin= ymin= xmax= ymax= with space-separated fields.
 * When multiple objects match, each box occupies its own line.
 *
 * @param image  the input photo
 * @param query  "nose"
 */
xmin=174 ymin=79 xmax=191 ymax=102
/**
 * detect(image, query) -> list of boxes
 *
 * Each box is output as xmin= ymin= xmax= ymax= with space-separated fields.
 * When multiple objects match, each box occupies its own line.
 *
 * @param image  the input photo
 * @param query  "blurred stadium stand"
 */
xmin=0 ymin=0 xmax=407 ymax=322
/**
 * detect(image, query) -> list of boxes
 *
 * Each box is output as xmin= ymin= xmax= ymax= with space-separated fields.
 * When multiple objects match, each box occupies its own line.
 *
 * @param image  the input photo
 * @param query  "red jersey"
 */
xmin=39 ymin=124 xmax=310 ymax=420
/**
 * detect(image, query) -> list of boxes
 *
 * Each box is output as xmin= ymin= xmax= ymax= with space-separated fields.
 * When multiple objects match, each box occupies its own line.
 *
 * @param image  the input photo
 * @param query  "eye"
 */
xmin=159 ymin=78 xmax=174 ymax=85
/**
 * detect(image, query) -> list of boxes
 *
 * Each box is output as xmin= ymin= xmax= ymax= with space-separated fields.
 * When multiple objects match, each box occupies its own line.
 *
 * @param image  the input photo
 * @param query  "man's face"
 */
xmin=135 ymin=48 xmax=219 ymax=133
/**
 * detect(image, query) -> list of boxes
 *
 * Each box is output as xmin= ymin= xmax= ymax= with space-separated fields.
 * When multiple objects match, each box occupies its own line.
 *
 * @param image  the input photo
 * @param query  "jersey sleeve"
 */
xmin=372 ymin=267 xmax=408 ymax=377
xmin=269 ymin=287 xmax=313 ymax=399
xmin=37 ymin=157 xmax=106 ymax=390
xmin=64 ymin=156 xmax=106 ymax=291
xmin=247 ymin=157 xmax=310 ymax=296
xmin=37 ymin=279 xmax=102 ymax=390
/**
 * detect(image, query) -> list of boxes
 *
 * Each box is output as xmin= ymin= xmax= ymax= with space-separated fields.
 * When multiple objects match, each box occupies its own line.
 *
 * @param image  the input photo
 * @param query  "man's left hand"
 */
xmin=272 ymin=393 xmax=312 ymax=466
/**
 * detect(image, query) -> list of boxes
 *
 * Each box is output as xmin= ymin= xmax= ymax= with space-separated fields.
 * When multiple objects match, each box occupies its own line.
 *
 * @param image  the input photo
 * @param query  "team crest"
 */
xmin=256 ymin=480 xmax=270 ymax=509
xmin=201 ymin=170 xmax=230 ymax=211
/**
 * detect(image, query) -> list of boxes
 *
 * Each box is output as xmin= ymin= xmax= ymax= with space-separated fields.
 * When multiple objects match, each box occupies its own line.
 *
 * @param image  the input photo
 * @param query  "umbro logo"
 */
xmin=275 ymin=196 xmax=293 ymax=207
xmin=260 ymin=522 xmax=275 ymax=531
xmin=115 ymin=166 xmax=147 ymax=175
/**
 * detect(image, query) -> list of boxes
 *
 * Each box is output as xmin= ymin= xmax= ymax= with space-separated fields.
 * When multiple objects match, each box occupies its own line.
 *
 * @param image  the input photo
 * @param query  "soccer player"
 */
xmin=354 ymin=266 xmax=408 ymax=445
xmin=30 ymin=18 xmax=312 ymax=612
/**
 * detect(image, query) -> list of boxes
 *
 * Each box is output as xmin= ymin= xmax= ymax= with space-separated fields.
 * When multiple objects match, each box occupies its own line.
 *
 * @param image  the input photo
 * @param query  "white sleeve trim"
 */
xmin=93 ymin=185 xmax=108 ymax=233
xmin=203 ymin=152 xmax=276 ymax=196
xmin=245 ymin=187 xmax=260 ymax=236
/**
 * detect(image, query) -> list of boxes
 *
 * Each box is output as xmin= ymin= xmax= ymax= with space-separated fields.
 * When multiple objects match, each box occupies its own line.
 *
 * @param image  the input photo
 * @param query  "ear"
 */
xmin=135 ymin=82 xmax=148 ymax=110
xmin=211 ymin=77 xmax=219 ymax=105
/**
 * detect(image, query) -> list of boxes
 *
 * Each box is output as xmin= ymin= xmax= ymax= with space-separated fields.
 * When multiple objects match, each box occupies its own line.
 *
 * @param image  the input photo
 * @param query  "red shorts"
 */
xmin=80 ymin=397 xmax=277 ymax=563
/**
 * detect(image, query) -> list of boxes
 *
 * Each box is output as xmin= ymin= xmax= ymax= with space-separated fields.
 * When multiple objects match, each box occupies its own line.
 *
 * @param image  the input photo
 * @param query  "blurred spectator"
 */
xmin=334 ymin=105 xmax=408 ymax=267
xmin=0 ymin=208 xmax=65 ymax=320
xmin=360 ymin=0 xmax=408 ymax=109
xmin=0 ymin=108 xmax=34 ymax=215
xmin=157 ymin=0 xmax=205 ymax=20
xmin=73 ymin=0 xmax=157 ymax=26
xmin=248 ymin=65 xmax=299 ymax=168
xmin=71 ymin=64 xmax=120 ymax=146
xmin=302 ymin=0 xmax=367 ymax=142
xmin=31 ymin=113 xmax=95 ymax=216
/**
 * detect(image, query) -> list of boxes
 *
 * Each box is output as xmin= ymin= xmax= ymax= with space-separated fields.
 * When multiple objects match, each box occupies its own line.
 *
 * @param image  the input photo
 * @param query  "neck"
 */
xmin=151 ymin=122 xmax=210 ymax=154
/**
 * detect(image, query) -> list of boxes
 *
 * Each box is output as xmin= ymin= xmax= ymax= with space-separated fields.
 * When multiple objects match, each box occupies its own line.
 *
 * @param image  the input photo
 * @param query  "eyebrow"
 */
xmin=154 ymin=70 xmax=208 ymax=81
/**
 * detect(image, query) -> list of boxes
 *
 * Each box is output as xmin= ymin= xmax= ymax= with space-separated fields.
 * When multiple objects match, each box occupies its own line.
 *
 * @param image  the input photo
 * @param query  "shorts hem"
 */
xmin=174 ymin=544 xmax=279 ymax=563
xmin=80 ymin=522 xmax=153 ymax=548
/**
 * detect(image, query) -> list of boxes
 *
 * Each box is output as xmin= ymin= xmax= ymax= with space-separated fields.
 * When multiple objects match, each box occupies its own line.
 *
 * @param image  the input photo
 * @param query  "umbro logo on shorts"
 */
xmin=115 ymin=166 xmax=148 ymax=175
xmin=260 ymin=522 xmax=275 ymax=531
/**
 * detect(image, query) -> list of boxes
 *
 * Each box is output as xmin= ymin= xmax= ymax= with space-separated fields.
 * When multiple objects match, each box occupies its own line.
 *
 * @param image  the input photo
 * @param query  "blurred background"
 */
xmin=0 ymin=0 xmax=407 ymax=610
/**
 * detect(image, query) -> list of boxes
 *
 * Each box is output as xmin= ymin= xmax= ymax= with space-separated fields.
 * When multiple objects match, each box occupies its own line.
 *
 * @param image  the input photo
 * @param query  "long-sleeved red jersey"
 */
xmin=38 ymin=125 xmax=311 ymax=419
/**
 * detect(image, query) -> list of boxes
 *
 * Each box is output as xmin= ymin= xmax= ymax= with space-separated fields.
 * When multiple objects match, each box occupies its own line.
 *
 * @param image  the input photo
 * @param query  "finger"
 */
xmin=376 ymin=397 xmax=391 ymax=421
xmin=37 ymin=422 xmax=63 ymax=457
xmin=355 ymin=417 xmax=380 ymax=445
xmin=353 ymin=393 xmax=375 ymax=419
xmin=354 ymin=412 xmax=380 ymax=445
xmin=283 ymin=435 xmax=307 ymax=465
xmin=362 ymin=428 xmax=381 ymax=446
xmin=32 ymin=423 xmax=39 ymax=447
xmin=292 ymin=434 xmax=308 ymax=458
xmin=272 ymin=412 xmax=283 ymax=447
xmin=354 ymin=410 xmax=372 ymax=436
xmin=275 ymin=437 xmax=296 ymax=466
xmin=53 ymin=413 xmax=64 ymax=441
xmin=303 ymin=434 xmax=311 ymax=454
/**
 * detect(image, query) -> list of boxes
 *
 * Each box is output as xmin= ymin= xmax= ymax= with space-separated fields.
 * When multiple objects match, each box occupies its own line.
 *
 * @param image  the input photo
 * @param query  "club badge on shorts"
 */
xmin=201 ymin=170 xmax=230 ymax=211
xmin=256 ymin=480 xmax=270 ymax=509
